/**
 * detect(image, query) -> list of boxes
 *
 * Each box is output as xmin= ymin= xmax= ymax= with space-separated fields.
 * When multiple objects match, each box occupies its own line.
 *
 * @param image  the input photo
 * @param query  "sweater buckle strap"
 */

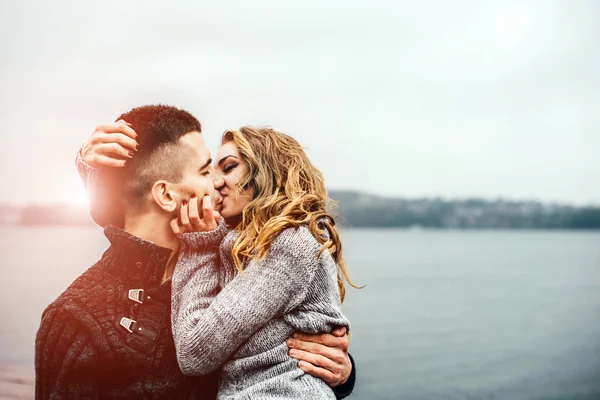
xmin=126 ymin=289 xmax=163 ymax=305
xmin=128 ymin=289 xmax=145 ymax=304
xmin=120 ymin=317 xmax=135 ymax=333
xmin=119 ymin=317 xmax=158 ymax=341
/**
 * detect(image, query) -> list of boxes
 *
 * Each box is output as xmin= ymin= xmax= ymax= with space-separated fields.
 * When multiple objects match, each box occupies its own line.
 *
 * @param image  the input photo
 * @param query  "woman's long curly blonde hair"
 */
xmin=222 ymin=126 xmax=359 ymax=302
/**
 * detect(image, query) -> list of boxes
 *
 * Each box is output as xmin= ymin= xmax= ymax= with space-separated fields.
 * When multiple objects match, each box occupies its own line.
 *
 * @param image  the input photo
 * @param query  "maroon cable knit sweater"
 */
xmin=34 ymin=226 xmax=219 ymax=399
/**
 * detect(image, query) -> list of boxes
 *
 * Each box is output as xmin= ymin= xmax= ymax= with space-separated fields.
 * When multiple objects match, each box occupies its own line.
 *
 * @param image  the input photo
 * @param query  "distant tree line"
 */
xmin=329 ymin=191 xmax=600 ymax=229
xmin=0 ymin=192 xmax=599 ymax=229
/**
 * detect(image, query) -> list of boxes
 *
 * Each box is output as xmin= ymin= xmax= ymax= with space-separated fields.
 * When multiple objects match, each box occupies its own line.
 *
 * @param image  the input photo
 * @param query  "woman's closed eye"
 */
xmin=223 ymin=163 xmax=238 ymax=174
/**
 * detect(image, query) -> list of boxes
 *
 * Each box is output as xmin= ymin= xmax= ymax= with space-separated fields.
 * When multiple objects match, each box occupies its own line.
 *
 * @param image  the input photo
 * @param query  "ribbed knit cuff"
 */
xmin=76 ymin=148 xmax=93 ymax=178
xmin=179 ymin=219 xmax=228 ymax=249
xmin=332 ymin=353 xmax=356 ymax=400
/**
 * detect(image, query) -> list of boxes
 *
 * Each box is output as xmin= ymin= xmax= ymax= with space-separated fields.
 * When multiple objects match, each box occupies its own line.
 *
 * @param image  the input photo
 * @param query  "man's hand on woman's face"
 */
xmin=286 ymin=327 xmax=351 ymax=387
xmin=81 ymin=120 xmax=138 ymax=167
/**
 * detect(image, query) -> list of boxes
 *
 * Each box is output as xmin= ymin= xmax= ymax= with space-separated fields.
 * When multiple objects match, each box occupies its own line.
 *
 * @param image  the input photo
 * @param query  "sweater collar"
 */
xmin=103 ymin=225 xmax=174 ymax=286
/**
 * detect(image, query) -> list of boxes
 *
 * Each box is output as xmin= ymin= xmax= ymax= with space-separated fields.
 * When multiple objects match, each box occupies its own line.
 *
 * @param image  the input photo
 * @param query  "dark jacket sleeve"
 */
xmin=75 ymin=150 xmax=124 ymax=228
xmin=35 ymin=306 xmax=99 ymax=400
xmin=332 ymin=353 xmax=356 ymax=399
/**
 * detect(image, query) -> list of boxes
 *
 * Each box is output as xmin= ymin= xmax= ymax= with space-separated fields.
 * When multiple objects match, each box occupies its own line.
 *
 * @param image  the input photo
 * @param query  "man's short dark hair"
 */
xmin=90 ymin=105 xmax=201 ymax=226
xmin=118 ymin=104 xmax=201 ymax=203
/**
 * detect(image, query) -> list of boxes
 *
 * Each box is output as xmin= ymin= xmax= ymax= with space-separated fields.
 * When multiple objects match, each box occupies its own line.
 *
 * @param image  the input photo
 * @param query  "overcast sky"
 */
xmin=1 ymin=0 xmax=598 ymax=205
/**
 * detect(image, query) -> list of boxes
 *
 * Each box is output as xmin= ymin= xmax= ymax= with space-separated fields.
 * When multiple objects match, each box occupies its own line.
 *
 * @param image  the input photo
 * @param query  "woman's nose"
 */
xmin=213 ymin=171 xmax=225 ymax=189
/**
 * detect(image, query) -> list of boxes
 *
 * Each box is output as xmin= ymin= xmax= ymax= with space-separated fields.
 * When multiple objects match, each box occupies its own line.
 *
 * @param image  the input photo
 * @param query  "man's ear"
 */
xmin=150 ymin=180 xmax=178 ymax=213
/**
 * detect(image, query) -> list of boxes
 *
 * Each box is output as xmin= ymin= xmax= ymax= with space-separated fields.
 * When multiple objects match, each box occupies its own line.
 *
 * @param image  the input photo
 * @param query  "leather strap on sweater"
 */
xmin=119 ymin=317 xmax=158 ymax=341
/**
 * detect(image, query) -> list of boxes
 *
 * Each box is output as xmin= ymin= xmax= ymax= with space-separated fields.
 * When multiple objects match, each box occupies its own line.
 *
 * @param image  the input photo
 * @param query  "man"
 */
xmin=35 ymin=105 xmax=355 ymax=399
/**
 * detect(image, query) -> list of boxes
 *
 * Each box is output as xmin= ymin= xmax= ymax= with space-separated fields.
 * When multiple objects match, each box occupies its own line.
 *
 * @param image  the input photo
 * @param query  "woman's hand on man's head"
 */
xmin=81 ymin=120 xmax=138 ymax=167
xmin=286 ymin=327 xmax=351 ymax=387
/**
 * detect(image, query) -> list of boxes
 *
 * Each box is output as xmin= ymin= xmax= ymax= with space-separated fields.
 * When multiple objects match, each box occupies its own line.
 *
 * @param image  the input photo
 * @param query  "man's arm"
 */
xmin=35 ymin=307 xmax=98 ymax=399
xmin=332 ymin=353 xmax=356 ymax=399
xmin=287 ymin=330 xmax=357 ymax=399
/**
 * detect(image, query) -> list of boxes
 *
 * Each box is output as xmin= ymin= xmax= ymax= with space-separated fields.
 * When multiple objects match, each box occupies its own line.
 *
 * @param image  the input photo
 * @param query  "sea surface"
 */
xmin=0 ymin=227 xmax=599 ymax=400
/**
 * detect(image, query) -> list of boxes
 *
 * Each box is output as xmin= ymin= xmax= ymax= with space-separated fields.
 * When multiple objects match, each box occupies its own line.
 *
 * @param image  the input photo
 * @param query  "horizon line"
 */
xmin=0 ymin=191 xmax=598 ymax=209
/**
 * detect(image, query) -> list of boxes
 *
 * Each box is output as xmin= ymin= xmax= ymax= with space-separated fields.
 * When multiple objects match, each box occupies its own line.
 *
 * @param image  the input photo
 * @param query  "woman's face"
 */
xmin=214 ymin=141 xmax=254 ymax=227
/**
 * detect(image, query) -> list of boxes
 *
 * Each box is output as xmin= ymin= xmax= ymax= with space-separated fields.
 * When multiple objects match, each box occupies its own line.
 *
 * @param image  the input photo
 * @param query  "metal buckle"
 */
xmin=119 ymin=317 xmax=136 ymax=333
xmin=128 ymin=289 xmax=144 ymax=304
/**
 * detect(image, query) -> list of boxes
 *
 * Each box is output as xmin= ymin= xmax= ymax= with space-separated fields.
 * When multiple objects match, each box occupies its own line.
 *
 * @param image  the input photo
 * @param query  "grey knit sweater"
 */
xmin=171 ymin=221 xmax=350 ymax=400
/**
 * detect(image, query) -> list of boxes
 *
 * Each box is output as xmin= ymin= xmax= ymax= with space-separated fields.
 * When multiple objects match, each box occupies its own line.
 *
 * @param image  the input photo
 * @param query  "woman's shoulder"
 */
xmin=220 ymin=223 xmax=331 ymax=262
xmin=270 ymin=224 xmax=323 ymax=256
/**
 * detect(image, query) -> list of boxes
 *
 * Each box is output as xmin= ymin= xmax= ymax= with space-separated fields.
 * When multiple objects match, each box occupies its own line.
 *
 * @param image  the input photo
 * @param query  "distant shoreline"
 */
xmin=0 ymin=364 xmax=33 ymax=400
xmin=5 ymin=223 xmax=600 ymax=231
xmin=1 ymin=190 xmax=599 ymax=229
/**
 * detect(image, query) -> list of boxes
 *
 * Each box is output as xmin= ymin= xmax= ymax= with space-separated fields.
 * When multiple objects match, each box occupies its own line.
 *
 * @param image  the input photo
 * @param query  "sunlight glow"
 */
xmin=69 ymin=185 xmax=89 ymax=206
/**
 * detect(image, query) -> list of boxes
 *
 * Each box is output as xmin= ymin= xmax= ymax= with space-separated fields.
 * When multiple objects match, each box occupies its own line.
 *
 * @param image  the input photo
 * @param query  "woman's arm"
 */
xmin=75 ymin=150 xmax=94 ymax=190
xmin=75 ymin=150 xmax=124 ymax=228
xmin=172 ymin=226 xmax=349 ymax=376
xmin=75 ymin=121 xmax=138 ymax=227
xmin=170 ymin=219 xmax=229 ymax=347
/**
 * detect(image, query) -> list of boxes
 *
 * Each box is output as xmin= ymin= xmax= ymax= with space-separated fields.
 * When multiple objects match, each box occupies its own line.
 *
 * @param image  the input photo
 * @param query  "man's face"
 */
xmin=171 ymin=132 xmax=222 ymax=210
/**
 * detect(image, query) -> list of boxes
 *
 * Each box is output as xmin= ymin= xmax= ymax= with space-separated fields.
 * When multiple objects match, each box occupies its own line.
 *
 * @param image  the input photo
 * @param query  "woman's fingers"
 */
xmin=93 ymin=143 xmax=134 ymax=160
xmin=187 ymin=195 xmax=202 ymax=229
xmin=179 ymin=199 xmax=190 ymax=230
xmin=170 ymin=217 xmax=184 ymax=235
xmin=81 ymin=122 xmax=138 ymax=167
xmin=174 ymin=195 xmax=221 ymax=234
xmin=94 ymin=122 xmax=138 ymax=141
xmin=91 ymin=154 xmax=127 ymax=168
xmin=115 ymin=119 xmax=133 ymax=127
xmin=94 ymin=133 xmax=138 ymax=152
xmin=202 ymin=195 xmax=217 ymax=230
xmin=83 ymin=139 xmax=133 ymax=168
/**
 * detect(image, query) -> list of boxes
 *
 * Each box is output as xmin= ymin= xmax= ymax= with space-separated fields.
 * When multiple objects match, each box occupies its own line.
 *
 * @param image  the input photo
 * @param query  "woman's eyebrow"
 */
xmin=217 ymin=155 xmax=238 ymax=167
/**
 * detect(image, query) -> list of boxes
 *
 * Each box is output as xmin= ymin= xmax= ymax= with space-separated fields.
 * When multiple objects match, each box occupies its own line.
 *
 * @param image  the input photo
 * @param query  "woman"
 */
xmin=170 ymin=127 xmax=357 ymax=399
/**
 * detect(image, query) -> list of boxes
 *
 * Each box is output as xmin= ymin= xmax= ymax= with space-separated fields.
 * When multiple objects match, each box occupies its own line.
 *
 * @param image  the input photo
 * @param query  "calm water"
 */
xmin=1 ymin=227 xmax=599 ymax=400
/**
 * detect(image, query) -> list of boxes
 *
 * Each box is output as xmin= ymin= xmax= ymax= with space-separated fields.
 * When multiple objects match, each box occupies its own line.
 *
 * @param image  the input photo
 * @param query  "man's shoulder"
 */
xmin=43 ymin=260 xmax=116 ymax=319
